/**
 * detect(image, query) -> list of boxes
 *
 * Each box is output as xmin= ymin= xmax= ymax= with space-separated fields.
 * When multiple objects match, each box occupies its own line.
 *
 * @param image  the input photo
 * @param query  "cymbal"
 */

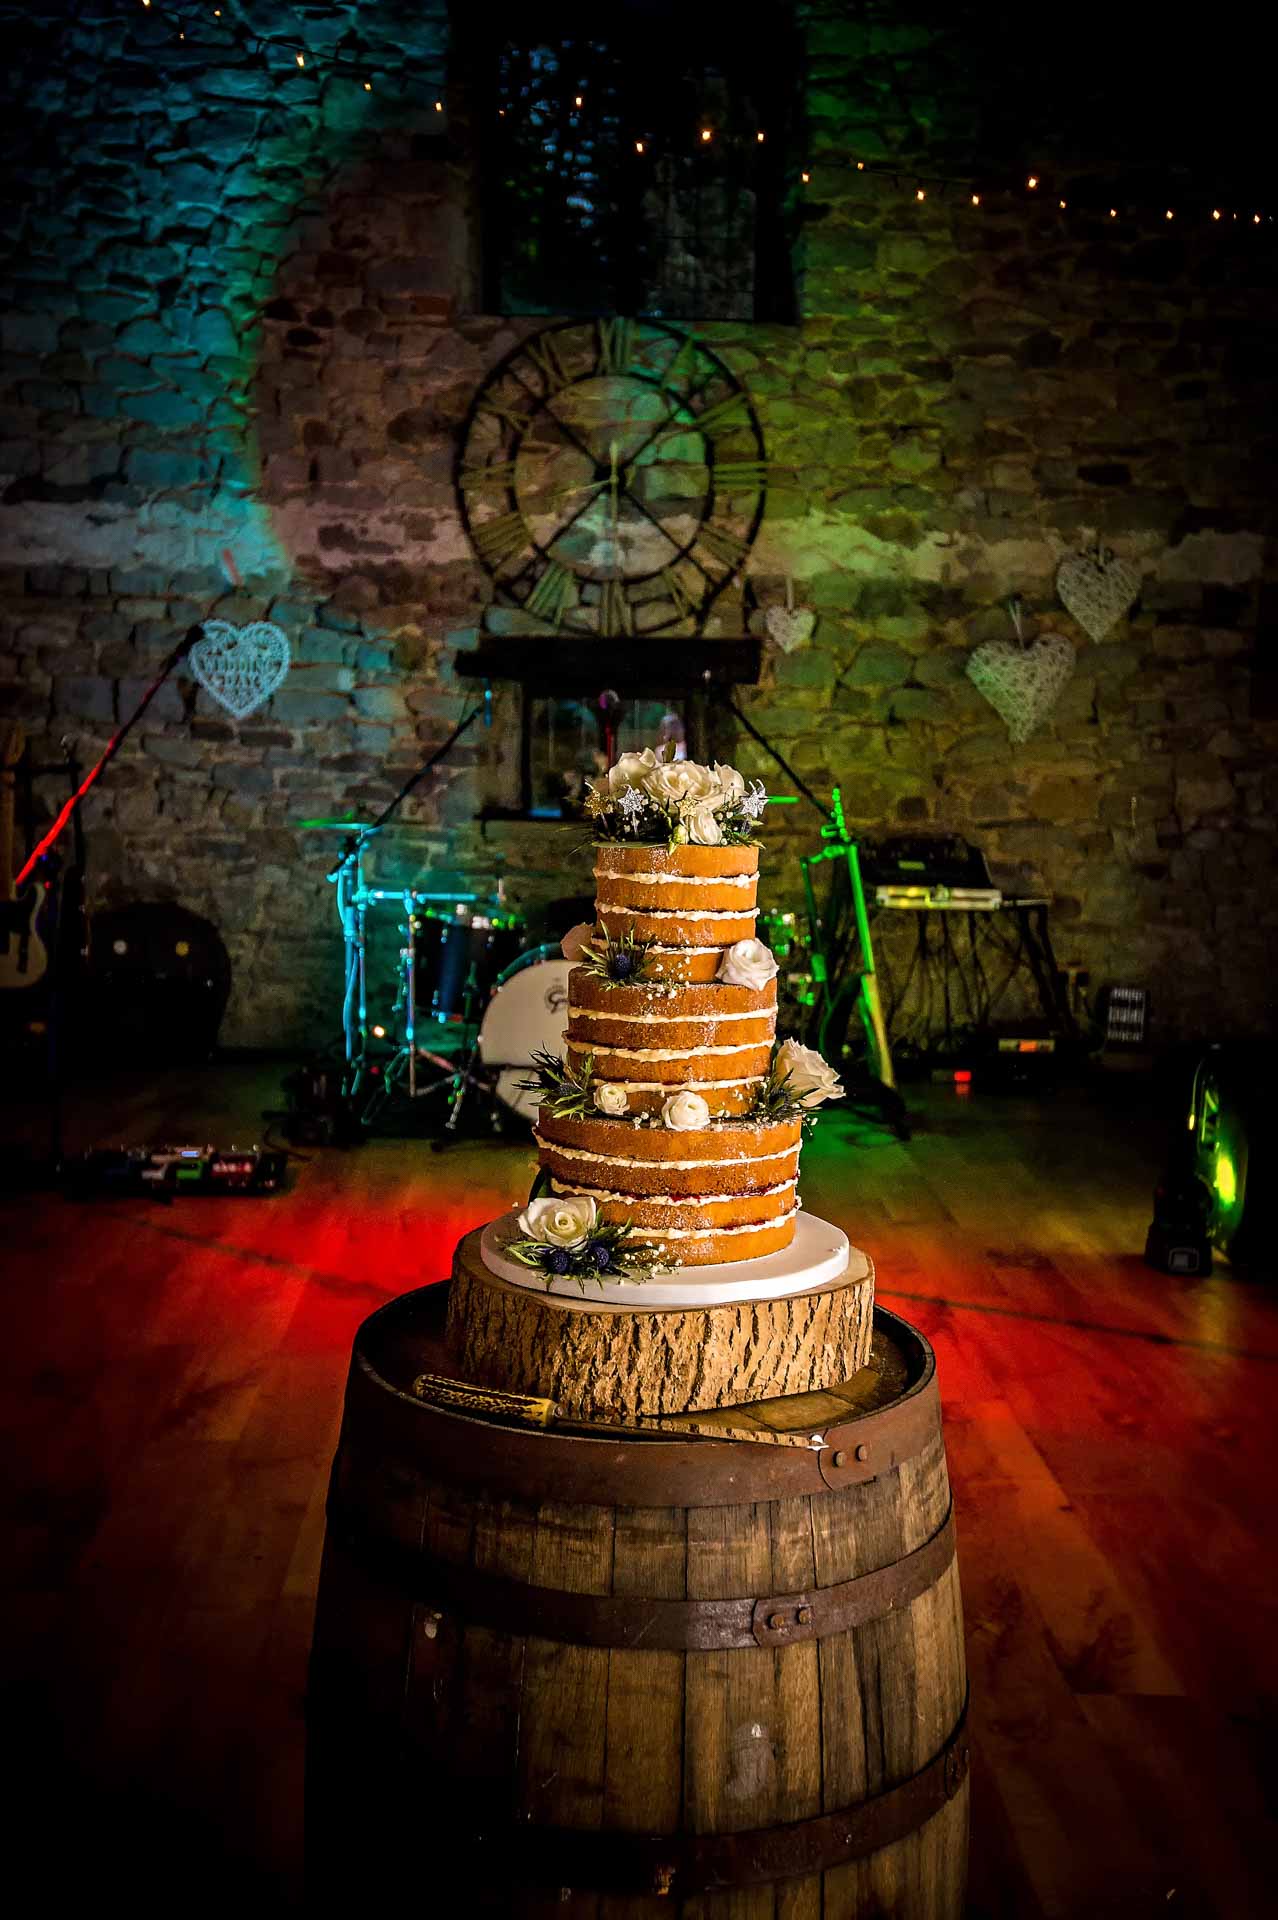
xmin=295 ymin=818 xmax=380 ymax=833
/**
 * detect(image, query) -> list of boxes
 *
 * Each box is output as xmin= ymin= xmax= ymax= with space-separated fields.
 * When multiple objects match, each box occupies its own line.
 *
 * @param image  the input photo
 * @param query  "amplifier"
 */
xmin=874 ymin=884 xmax=1003 ymax=912
xmin=66 ymin=1145 xmax=286 ymax=1197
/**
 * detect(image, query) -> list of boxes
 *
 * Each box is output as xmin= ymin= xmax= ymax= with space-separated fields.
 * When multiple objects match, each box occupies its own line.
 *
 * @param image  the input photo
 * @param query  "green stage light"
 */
xmin=1214 ymin=1150 xmax=1237 ymax=1209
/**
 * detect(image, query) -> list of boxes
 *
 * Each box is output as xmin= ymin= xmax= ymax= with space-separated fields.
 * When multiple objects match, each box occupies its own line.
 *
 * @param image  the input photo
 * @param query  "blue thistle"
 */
xmin=545 ymin=1246 xmax=572 ymax=1274
xmin=587 ymin=1239 xmax=614 ymax=1271
xmin=609 ymin=950 xmax=636 ymax=980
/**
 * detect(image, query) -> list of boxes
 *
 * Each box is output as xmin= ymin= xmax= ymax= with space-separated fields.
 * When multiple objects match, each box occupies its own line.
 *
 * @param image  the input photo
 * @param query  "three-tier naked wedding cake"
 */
xmin=444 ymin=748 xmax=876 ymax=1418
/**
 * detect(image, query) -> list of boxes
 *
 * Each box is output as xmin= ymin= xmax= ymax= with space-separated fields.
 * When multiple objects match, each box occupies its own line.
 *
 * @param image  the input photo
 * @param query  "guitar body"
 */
xmin=0 ymin=890 xmax=48 ymax=991
xmin=1 ymin=721 xmax=50 ymax=993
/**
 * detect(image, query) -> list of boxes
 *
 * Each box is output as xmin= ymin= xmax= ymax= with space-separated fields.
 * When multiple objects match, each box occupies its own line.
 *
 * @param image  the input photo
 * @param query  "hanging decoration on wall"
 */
xmin=764 ymin=578 xmax=814 ymax=653
xmin=966 ymin=598 xmax=1075 ymax=744
xmin=1055 ymin=542 xmax=1141 ymax=642
xmin=189 ymin=620 xmax=291 ymax=719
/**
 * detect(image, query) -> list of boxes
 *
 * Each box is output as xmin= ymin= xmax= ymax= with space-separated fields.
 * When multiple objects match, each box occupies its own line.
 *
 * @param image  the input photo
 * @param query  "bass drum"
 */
xmin=477 ymin=945 xmax=572 ymax=1121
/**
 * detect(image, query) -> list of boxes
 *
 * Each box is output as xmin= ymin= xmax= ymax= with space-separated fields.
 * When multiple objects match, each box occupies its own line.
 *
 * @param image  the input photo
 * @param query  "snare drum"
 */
xmin=477 ymin=945 xmax=573 ymax=1120
xmin=413 ymin=906 xmax=525 ymax=1023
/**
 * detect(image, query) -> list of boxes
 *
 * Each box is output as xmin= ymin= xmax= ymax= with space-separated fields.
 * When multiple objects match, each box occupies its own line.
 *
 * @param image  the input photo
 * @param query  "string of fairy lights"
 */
xmin=128 ymin=1 xmax=1273 ymax=234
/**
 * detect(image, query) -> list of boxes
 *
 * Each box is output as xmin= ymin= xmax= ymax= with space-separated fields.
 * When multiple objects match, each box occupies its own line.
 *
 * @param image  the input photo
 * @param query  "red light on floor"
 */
xmin=953 ymin=1070 xmax=972 ymax=1084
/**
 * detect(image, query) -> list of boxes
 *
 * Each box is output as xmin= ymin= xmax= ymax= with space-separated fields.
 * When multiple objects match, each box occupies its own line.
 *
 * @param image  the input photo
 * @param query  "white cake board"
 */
xmin=479 ymin=1209 xmax=862 ymax=1308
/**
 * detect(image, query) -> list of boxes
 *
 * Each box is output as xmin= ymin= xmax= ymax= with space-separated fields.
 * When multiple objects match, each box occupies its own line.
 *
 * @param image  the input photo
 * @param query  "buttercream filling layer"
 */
xmin=591 ymin=1075 xmax=764 ymax=1092
xmin=533 ymin=1133 xmax=799 ymax=1171
xmin=569 ymin=1007 xmax=773 ymax=1025
xmin=600 ymin=906 xmax=757 ymax=921
xmin=567 ymin=1039 xmax=766 ymax=1061
xmin=629 ymin=1211 xmax=798 ymax=1241
xmin=549 ymin=1177 xmax=796 ymax=1205
xmin=594 ymin=870 xmax=758 ymax=889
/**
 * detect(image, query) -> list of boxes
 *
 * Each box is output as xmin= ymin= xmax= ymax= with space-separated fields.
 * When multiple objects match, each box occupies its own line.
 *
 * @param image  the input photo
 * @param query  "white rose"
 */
xmin=718 ymin=938 xmax=779 ymax=990
xmin=662 ymin=1090 xmax=711 ymax=1131
xmin=712 ymin=761 xmax=746 ymax=804
xmin=595 ymin=1083 xmax=629 ymax=1116
xmin=685 ymin=804 xmax=724 ymax=846
xmin=643 ymin=760 xmax=720 ymax=809
xmin=561 ymin=921 xmax=596 ymax=961
xmin=607 ymin=748 xmax=659 ymax=795
xmin=775 ymin=1038 xmax=844 ymax=1108
xmin=516 ymin=1194 xmax=598 ymax=1246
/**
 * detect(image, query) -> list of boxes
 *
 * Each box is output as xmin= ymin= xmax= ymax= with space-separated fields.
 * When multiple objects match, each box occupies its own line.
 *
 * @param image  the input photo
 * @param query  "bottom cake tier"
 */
xmin=444 ymin=1216 xmax=876 ymax=1418
xmin=534 ymin=1108 xmax=803 ymax=1266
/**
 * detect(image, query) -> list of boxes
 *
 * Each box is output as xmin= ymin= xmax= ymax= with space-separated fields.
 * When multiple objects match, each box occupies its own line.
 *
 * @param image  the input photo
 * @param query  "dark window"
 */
xmin=470 ymin=0 xmax=799 ymax=321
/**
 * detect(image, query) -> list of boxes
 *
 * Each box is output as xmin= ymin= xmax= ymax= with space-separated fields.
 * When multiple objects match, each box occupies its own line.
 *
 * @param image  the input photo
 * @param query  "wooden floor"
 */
xmin=4 ymin=1061 xmax=1277 ymax=1916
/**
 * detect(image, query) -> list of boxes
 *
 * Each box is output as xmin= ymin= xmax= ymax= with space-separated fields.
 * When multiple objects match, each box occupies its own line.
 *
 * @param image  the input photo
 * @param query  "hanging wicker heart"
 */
xmin=764 ymin=605 xmax=815 ymax=653
xmin=966 ymin=632 xmax=1075 ymax=744
xmin=190 ymin=620 xmax=290 ymax=719
xmin=1056 ymin=549 xmax=1140 ymax=642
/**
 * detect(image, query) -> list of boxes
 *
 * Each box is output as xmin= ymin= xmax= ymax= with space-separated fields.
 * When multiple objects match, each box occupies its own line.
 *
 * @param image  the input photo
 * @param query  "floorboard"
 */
xmin=3 ymin=1062 xmax=1277 ymax=1915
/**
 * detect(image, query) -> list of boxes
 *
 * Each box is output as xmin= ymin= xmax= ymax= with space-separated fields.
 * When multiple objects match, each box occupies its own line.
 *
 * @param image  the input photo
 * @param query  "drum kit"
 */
xmin=300 ymin=818 xmax=576 ymax=1135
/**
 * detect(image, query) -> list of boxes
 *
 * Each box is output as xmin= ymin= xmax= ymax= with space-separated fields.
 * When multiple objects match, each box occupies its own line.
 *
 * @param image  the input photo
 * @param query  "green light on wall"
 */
xmin=1213 ymin=1151 xmax=1237 ymax=1209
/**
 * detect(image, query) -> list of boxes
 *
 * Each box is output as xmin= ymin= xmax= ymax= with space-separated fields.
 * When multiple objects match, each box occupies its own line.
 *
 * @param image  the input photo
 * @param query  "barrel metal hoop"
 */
xmin=332 ymin=1504 xmax=956 ymax=1653
xmin=344 ymin=1303 xmax=942 ymax=1509
xmin=457 ymin=1701 xmax=970 ymax=1897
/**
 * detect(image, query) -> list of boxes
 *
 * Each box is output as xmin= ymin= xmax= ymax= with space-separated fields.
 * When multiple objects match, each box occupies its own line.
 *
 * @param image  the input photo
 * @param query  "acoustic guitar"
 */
xmin=0 ymin=723 xmax=49 ymax=990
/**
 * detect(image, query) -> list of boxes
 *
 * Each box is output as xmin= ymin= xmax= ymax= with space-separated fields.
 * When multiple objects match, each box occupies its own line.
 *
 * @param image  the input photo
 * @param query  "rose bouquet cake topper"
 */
xmin=582 ymin=745 xmax=769 ymax=847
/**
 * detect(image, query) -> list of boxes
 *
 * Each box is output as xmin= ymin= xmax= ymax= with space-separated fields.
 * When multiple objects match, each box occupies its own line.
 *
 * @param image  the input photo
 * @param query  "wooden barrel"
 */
xmin=307 ymin=1283 xmax=968 ymax=1917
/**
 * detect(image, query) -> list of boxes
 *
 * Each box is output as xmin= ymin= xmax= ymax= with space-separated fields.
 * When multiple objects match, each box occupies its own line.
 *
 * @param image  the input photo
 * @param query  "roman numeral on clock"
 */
xmin=692 ymin=391 xmax=752 ymax=438
xmin=713 ymin=459 xmax=771 ymax=490
xmin=525 ymin=561 xmax=576 ymax=627
xmin=598 ymin=577 xmax=634 ymax=634
xmin=459 ymin=459 xmax=519 ymax=492
xmin=472 ymin=511 xmax=530 ymax=569
xmin=661 ymin=333 xmax=703 ymax=395
xmin=597 ymin=317 xmax=636 ymax=375
xmin=695 ymin=522 xmax=750 ymax=574
xmin=477 ymin=395 xmax=533 ymax=436
xmin=523 ymin=331 xmax=571 ymax=395
xmin=660 ymin=566 xmax=696 ymax=618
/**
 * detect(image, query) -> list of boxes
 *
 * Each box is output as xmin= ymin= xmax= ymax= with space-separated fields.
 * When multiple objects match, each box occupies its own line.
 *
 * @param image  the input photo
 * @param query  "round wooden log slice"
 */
xmin=444 ymin=1225 xmax=875 ymax=1418
xmin=307 ymin=1287 xmax=969 ymax=1916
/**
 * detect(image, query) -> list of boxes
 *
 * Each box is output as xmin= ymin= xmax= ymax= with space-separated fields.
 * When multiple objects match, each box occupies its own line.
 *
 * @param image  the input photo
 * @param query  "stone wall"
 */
xmin=3 ymin=1 xmax=1276 ymax=1048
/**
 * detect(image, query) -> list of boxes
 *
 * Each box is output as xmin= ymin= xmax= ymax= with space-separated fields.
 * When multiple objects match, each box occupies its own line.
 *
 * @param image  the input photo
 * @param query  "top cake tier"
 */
xmin=593 ymin=842 xmax=759 ymax=982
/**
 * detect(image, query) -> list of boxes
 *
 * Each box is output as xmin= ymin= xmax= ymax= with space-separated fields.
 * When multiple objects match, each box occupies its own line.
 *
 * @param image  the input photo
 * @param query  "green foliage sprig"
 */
xmin=577 ymin=922 xmax=656 ymax=987
xmin=518 ymin=1047 xmax=596 ymax=1118
xmin=504 ymin=1215 xmax=671 ymax=1289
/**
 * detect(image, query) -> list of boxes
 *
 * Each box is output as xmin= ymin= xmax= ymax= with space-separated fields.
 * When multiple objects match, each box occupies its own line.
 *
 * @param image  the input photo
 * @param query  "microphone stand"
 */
xmin=325 ymin=699 xmax=485 ymax=1092
xmin=721 ymin=688 xmax=909 ymax=1141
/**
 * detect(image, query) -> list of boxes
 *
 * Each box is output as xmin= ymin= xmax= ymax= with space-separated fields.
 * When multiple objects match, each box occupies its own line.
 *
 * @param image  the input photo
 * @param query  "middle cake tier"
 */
xmin=566 ymin=969 xmax=777 ymax=1114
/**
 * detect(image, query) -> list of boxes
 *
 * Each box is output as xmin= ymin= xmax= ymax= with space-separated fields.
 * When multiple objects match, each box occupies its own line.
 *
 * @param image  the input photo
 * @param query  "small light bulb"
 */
xmin=434 ymin=100 xmax=442 ymax=111
xmin=916 ymin=187 xmax=925 ymax=201
xmin=142 ymin=0 xmax=150 ymax=7
xmin=1213 ymin=208 xmax=1221 ymax=220
xmin=971 ymin=193 xmax=980 ymax=206
xmin=574 ymin=94 xmax=583 ymax=107
xmin=1166 ymin=208 xmax=1174 ymax=220
xmin=371 ymin=1025 xmax=386 ymax=1039
xmin=635 ymin=140 xmax=644 ymax=154
xmin=801 ymin=170 xmax=810 ymax=184
xmin=296 ymin=51 xmax=305 ymax=67
xmin=856 ymin=160 xmax=865 ymax=171
xmin=701 ymin=128 xmax=712 ymax=143
xmin=1255 ymin=212 xmax=1262 ymax=224
xmin=1059 ymin=198 xmax=1066 ymax=209
xmin=1027 ymin=174 xmax=1038 ymax=189
xmin=364 ymin=81 xmax=371 ymax=91
xmin=756 ymin=131 xmax=765 ymax=143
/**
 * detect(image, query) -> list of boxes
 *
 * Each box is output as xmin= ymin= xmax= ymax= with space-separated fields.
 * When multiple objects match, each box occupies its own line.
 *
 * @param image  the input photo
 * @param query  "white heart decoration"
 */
xmin=190 ymin=620 xmax=291 ymax=719
xmin=1056 ymin=549 xmax=1140 ymax=642
xmin=966 ymin=633 xmax=1075 ymax=744
xmin=764 ymin=605 xmax=815 ymax=653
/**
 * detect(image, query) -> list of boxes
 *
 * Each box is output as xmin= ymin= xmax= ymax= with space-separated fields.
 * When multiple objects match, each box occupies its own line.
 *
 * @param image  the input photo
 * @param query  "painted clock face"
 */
xmin=456 ymin=318 xmax=767 ymax=637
